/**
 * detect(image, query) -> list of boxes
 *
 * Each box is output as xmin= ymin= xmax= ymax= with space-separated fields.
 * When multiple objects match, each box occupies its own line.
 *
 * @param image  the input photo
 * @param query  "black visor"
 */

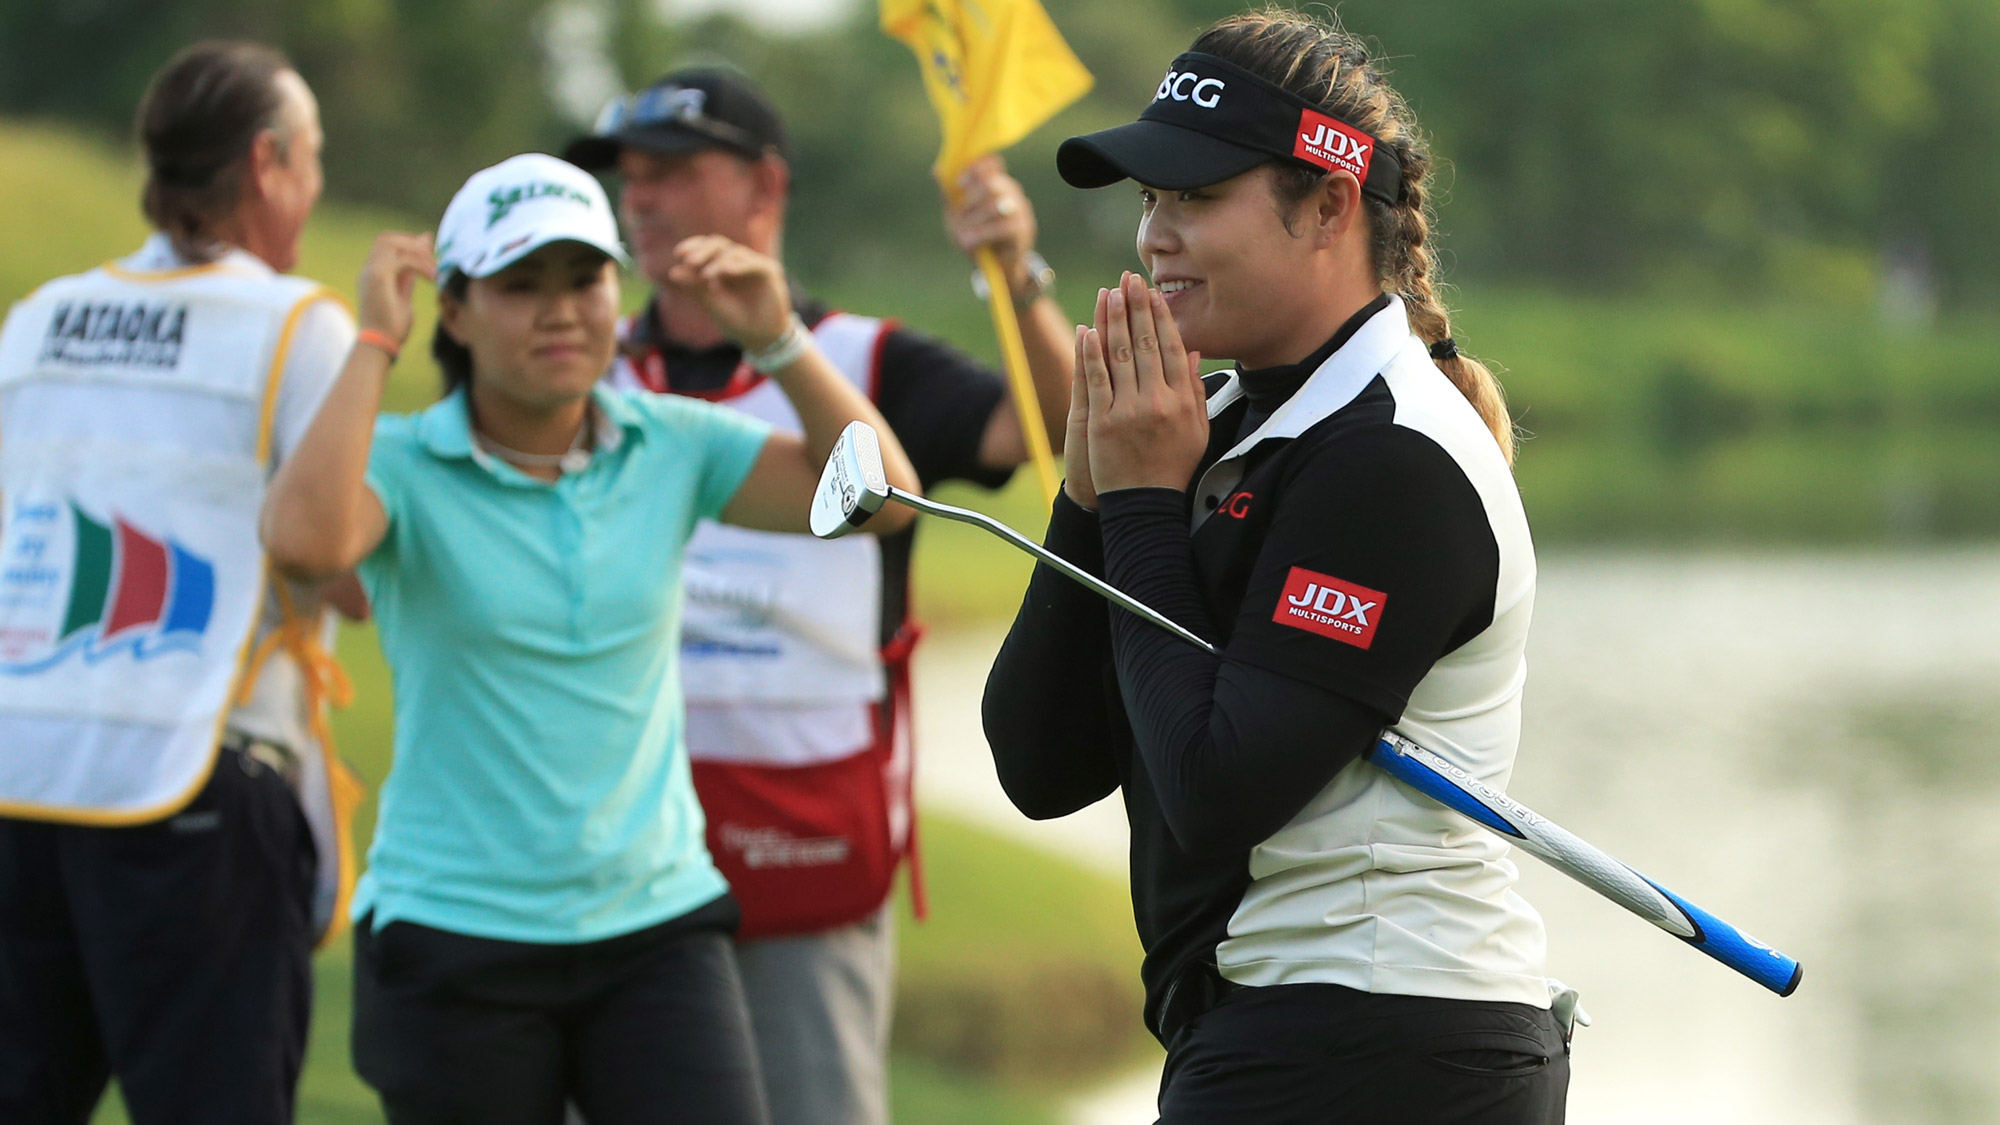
xmin=1058 ymin=52 xmax=1403 ymax=204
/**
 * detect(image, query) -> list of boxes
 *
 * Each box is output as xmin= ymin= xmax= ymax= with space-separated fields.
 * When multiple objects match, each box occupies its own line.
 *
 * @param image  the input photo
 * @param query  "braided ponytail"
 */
xmin=1383 ymin=169 xmax=1515 ymax=464
xmin=1193 ymin=9 xmax=1517 ymax=464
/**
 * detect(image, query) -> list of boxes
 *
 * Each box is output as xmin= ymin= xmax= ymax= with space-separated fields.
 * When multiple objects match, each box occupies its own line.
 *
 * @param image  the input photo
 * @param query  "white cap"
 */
xmin=434 ymin=153 xmax=629 ymax=283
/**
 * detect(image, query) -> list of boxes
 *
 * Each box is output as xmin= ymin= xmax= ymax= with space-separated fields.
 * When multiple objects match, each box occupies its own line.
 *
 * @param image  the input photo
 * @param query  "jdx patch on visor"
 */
xmin=1058 ymin=52 xmax=1403 ymax=203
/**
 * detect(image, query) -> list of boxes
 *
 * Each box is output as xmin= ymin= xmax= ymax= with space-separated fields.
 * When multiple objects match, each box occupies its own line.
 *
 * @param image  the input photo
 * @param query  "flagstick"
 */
xmin=974 ymin=246 xmax=1060 ymax=505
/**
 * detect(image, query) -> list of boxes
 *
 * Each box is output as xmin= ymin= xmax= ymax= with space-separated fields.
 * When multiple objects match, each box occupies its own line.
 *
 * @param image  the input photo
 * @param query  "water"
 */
xmin=913 ymin=548 xmax=2000 ymax=1124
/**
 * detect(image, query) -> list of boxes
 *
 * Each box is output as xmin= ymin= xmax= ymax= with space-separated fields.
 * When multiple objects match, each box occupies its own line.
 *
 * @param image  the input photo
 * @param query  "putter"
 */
xmin=812 ymin=422 xmax=1802 ymax=997
xmin=811 ymin=420 xmax=1216 ymax=654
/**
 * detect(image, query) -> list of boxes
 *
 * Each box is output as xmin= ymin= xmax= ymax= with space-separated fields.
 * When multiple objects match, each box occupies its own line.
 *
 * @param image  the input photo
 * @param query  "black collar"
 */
xmin=1234 ymin=293 xmax=1392 ymax=422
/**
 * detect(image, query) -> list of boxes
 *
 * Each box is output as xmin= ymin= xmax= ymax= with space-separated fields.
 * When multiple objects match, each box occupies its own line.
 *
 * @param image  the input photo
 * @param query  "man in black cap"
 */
xmin=565 ymin=66 xmax=1071 ymax=1125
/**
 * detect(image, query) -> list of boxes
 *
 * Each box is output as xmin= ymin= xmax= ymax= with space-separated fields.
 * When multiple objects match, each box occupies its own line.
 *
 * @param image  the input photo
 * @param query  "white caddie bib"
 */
xmin=673 ymin=314 xmax=889 ymax=711
xmin=0 ymin=259 xmax=336 ymax=822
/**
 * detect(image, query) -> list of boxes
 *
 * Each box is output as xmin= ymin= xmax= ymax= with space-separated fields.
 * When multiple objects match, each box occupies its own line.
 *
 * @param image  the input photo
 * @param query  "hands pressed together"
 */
xmin=1063 ymin=271 xmax=1208 ymax=510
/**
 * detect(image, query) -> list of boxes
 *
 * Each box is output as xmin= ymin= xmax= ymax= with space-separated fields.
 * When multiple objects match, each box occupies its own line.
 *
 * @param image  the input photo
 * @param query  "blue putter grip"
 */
xmin=1648 ymin=881 xmax=1804 ymax=997
xmin=1365 ymin=737 xmax=1803 ymax=998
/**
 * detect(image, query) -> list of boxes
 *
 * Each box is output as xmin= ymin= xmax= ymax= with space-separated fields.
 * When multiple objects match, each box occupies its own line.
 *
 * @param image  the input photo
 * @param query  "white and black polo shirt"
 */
xmin=984 ymin=296 xmax=1549 ymax=1042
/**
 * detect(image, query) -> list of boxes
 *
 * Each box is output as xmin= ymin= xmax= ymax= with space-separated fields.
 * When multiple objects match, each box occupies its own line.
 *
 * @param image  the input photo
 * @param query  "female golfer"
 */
xmin=983 ymin=11 xmax=1569 ymax=1122
xmin=261 ymin=153 xmax=916 ymax=1124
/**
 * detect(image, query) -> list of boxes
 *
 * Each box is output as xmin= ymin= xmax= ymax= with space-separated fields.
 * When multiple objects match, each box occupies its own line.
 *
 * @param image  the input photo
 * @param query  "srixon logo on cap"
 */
xmin=1273 ymin=566 xmax=1385 ymax=649
xmin=1294 ymin=109 xmax=1375 ymax=180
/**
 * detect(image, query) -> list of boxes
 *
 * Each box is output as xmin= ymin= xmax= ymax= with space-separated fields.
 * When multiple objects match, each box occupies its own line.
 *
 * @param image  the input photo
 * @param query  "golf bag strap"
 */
xmin=233 ymin=580 xmax=363 ymax=946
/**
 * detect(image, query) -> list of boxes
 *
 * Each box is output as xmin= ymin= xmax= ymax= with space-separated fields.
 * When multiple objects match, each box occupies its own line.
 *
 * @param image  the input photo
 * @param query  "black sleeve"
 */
xmin=1097 ymin=488 xmax=1384 ymax=858
xmin=1225 ymin=425 xmax=1499 ymax=717
xmin=874 ymin=326 xmax=1015 ymax=491
xmin=981 ymin=491 xmax=1121 ymax=820
xmin=1094 ymin=429 xmax=1498 ymax=859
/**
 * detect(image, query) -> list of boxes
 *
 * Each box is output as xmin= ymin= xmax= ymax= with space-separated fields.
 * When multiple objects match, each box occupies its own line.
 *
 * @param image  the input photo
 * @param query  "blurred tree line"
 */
xmin=4 ymin=0 xmax=1995 ymax=307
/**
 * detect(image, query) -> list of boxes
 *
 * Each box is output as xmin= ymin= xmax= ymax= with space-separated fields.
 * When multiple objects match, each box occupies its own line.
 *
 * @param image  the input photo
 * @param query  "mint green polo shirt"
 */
xmin=353 ymin=384 xmax=770 ymax=943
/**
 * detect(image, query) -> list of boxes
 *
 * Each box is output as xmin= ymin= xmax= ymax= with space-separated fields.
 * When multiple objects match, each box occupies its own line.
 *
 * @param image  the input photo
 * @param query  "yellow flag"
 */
xmin=881 ymin=0 xmax=1092 ymax=504
xmin=880 ymin=0 xmax=1094 ymax=181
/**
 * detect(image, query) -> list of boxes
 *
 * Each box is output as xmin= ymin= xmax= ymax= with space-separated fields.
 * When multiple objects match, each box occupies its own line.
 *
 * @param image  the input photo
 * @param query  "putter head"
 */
xmin=810 ymin=421 xmax=891 ymax=539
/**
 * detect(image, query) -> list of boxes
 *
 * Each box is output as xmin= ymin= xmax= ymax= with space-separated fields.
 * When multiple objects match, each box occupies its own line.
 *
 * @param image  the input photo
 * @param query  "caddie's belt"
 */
xmin=221 ymin=729 xmax=300 ymax=788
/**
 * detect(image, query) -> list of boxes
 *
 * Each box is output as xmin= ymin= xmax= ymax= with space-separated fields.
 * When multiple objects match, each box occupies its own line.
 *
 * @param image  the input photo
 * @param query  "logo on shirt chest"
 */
xmin=1273 ymin=566 xmax=1385 ymax=649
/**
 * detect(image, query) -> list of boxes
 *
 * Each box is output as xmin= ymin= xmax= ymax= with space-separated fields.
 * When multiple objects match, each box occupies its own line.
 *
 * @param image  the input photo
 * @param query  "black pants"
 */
xmin=0 ymin=746 xmax=317 ymax=1125
xmin=1158 ymin=983 xmax=1570 ymax=1124
xmin=352 ymin=896 xmax=770 ymax=1125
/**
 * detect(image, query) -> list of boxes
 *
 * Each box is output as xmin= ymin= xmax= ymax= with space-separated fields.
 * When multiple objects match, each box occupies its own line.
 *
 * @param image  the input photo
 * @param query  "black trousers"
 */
xmin=1157 ymin=982 xmax=1570 ymax=1124
xmin=352 ymin=896 xmax=770 ymax=1125
xmin=0 ymin=746 xmax=317 ymax=1125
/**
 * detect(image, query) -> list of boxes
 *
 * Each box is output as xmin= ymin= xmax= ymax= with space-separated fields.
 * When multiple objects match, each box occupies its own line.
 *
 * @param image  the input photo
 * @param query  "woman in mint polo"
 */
xmin=260 ymin=153 xmax=918 ymax=1125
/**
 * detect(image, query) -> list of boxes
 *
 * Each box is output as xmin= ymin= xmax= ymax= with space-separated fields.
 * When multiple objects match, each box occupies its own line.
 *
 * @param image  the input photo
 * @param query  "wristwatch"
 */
xmin=971 ymin=251 xmax=1056 ymax=309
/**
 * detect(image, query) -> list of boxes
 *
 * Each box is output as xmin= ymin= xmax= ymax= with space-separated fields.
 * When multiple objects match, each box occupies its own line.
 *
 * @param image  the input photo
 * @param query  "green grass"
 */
xmin=1450 ymin=288 xmax=2000 ymax=438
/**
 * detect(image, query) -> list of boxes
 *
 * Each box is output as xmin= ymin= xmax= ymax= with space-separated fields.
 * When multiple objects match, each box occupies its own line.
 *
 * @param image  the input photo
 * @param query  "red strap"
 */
xmin=881 ymin=622 xmax=928 ymax=921
xmin=634 ymin=343 xmax=765 ymax=402
xmin=627 ymin=305 xmax=849 ymax=403
xmin=880 ymin=620 xmax=924 ymax=666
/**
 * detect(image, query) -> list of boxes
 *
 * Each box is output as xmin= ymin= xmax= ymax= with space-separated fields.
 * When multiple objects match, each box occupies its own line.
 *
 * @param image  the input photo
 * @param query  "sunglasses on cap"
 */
xmin=591 ymin=85 xmax=767 ymax=157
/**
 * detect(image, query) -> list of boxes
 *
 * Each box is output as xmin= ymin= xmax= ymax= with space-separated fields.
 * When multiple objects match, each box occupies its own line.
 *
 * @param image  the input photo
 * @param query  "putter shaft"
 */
xmin=885 ymin=488 xmax=1219 ymax=655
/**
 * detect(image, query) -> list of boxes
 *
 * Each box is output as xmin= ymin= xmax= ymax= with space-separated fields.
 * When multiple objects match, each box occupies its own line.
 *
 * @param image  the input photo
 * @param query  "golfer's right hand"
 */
xmin=666 ymin=235 xmax=793 ymax=353
xmin=356 ymin=232 xmax=435 ymax=346
xmin=1064 ymin=316 xmax=1097 ymax=510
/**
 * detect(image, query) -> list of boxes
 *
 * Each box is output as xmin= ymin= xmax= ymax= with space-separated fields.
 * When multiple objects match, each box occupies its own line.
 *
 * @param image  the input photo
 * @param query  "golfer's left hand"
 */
xmin=945 ymin=155 xmax=1037 ymax=297
xmin=1082 ymin=271 xmax=1206 ymax=494
xmin=666 ymin=235 xmax=793 ymax=352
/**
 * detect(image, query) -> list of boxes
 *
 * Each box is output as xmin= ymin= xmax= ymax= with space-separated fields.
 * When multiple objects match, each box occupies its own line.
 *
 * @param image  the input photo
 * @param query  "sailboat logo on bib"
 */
xmin=1273 ymin=566 xmax=1385 ymax=649
xmin=0 ymin=500 xmax=215 ymax=673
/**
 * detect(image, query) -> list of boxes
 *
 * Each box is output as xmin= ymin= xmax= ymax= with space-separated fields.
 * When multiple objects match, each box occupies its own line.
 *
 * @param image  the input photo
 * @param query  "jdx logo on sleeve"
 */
xmin=1293 ymin=109 xmax=1375 ymax=181
xmin=1155 ymin=69 xmax=1225 ymax=108
xmin=1273 ymin=566 xmax=1385 ymax=649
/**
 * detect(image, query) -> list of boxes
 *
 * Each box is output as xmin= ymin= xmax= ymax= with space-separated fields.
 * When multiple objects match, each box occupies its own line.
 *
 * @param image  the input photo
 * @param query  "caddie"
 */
xmin=0 ymin=41 xmax=361 ymax=1124
xmin=564 ymin=65 xmax=1071 ymax=1125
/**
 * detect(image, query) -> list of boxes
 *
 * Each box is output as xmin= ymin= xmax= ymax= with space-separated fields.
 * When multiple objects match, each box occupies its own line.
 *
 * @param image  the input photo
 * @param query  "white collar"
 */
xmin=1206 ymin=295 xmax=1413 ymax=464
xmin=465 ymin=398 xmax=626 ymax=478
xmin=119 ymin=233 xmax=274 ymax=278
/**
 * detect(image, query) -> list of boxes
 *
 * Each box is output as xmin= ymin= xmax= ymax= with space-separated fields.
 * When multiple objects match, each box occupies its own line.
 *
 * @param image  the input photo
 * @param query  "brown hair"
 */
xmin=1193 ymin=9 xmax=1516 ymax=463
xmin=134 ymin=41 xmax=296 ymax=263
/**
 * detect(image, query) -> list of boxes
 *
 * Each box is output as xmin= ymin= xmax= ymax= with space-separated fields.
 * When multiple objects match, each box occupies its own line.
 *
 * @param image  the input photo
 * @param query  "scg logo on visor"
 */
xmin=1155 ymin=69 xmax=1225 ymax=109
